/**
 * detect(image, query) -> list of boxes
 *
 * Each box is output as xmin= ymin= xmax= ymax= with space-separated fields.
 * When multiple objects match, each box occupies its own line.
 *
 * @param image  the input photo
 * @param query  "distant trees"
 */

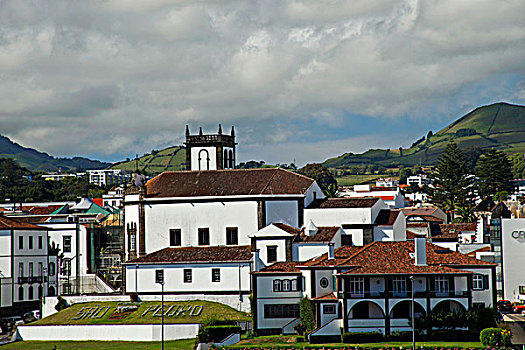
xmin=298 ymin=163 xmax=337 ymax=193
xmin=475 ymin=149 xmax=514 ymax=199
xmin=510 ymin=153 xmax=525 ymax=178
xmin=428 ymin=141 xmax=475 ymax=222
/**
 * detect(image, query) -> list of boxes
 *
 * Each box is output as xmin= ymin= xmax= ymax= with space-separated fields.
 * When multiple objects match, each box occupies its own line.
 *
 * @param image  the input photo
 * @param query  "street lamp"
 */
xmin=410 ymin=275 xmax=415 ymax=350
xmin=155 ymin=269 xmax=165 ymax=350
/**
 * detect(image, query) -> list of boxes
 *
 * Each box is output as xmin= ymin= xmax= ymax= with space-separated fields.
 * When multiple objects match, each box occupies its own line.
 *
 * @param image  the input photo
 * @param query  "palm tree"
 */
xmin=453 ymin=205 xmax=477 ymax=223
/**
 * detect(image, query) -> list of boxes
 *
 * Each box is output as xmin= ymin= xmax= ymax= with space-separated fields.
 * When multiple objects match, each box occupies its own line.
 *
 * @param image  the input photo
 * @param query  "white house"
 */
xmin=0 ymin=216 xmax=58 ymax=316
xmin=252 ymin=238 xmax=496 ymax=339
xmin=123 ymin=168 xmax=324 ymax=262
xmin=124 ymin=245 xmax=252 ymax=311
xmin=339 ymin=185 xmax=405 ymax=209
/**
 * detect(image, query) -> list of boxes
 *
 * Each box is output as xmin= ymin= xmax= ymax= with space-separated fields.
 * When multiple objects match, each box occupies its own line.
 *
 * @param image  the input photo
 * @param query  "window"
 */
xmin=28 ymin=286 xmax=33 ymax=300
xmin=62 ymin=259 xmax=71 ymax=276
xmin=267 ymin=246 xmax=277 ymax=263
xmin=520 ymin=286 xmax=525 ymax=295
xmin=324 ymin=304 xmax=336 ymax=314
xmin=184 ymin=269 xmax=192 ymax=283
xmin=320 ymin=277 xmax=329 ymax=289
xmin=49 ymin=262 xmax=55 ymax=276
xmin=170 ymin=229 xmax=181 ymax=246
xmin=264 ymin=304 xmax=300 ymax=319
xmin=29 ymin=263 xmax=33 ymax=277
xmin=341 ymin=234 xmax=353 ymax=246
xmin=283 ymin=279 xmax=291 ymax=292
xmin=63 ymin=236 xmax=72 ymax=253
xmin=18 ymin=286 xmax=24 ymax=301
xmin=472 ymin=274 xmax=484 ymax=290
xmin=392 ymin=277 xmax=407 ymax=294
xmin=28 ymin=236 xmax=33 ymax=249
xmin=434 ymin=276 xmax=449 ymax=293
xmin=38 ymin=263 xmax=43 ymax=277
xmin=198 ymin=228 xmax=210 ymax=246
xmin=63 ymin=283 xmax=71 ymax=295
xmin=273 ymin=280 xmax=282 ymax=292
xmin=130 ymin=234 xmax=136 ymax=251
xmin=38 ymin=236 xmax=43 ymax=250
xmin=291 ymin=278 xmax=299 ymax=291
xmin=19 ymin=263 xmax=24 ymax=277
xmin=226 ymin=227 xmax=238 ymax=245
xmin=19 ymin=236 xmax=23 ymax=250
xmin=349 ymin=277 xmax=364 ymax=294
xmin=212 ymin=269 xmax=220 ymax=282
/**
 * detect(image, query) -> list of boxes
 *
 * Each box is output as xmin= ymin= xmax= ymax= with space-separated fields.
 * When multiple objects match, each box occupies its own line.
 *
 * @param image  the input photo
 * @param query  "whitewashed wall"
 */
xmin=255 ymin=239 xmax=288 ymax=266
xmin=143 ymin=201 xmax=258 ymax=254
xmin=17 ymin=323 xmax=200 ymax=341
xmin=502 ymin=219 xmax=525 ymax=301
xmin=125 ymin=262 xmax=251 ymax=294
xmin=265 ymin=201 xmax=298 ymax=227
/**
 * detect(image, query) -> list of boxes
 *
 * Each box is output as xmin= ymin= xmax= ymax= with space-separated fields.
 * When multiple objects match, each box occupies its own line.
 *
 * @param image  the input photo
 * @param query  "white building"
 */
xmin=252 ymin=238 xmax=496 ymax=338
xmin=339 ymin=185 xmax=405 ymax=209
xmin=103 ymin=185 xmax=124 ymax=208
xmin=500 ymin=218 xmax=525 ymax=301
xmin=124 ymin=245 xmax=252 ymax=311
xmin=407 ymin=174 xmax=431 ymax=187
xmin=86 ymin=169 xmax=127 ymax=187
xmin=123 ymin=168 xmax=324 ymax=262
xmin=0 ymin=216 xmax=58 ymax=316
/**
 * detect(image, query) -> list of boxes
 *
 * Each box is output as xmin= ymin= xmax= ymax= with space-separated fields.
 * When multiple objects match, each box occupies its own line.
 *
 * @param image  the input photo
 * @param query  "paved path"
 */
xmin=504 ymin=314 xmax=525 ymax=345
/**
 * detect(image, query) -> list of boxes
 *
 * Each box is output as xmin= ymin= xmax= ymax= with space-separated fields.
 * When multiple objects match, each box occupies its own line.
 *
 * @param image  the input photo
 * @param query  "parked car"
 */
xmin=497 ymin=300 xmax=512 ymax=312
xmin=513 ymin=304 xmax=525 ymax=314
xmin=22 ymin=310 xmax=40 ymax=324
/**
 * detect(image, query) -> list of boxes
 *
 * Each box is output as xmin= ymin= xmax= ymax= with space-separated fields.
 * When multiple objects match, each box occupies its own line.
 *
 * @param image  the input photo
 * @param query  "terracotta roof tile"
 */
xmin=126 ymin=245 xmax=252 ymax=264
xmin=145 ymin=168 xmax=314 ymax=198
xmin=300 ymin=245 xmax=362 ymax=267
xmin=432 ymin=223 xmax=477 ymax=240
xmin=273 ymin=223 xmax=301 ymax=235
xmin=28 ymin=205 xmax=63 ymax=215
xmin=294 ymin=227 xmax=339 ymax=243
xmin=256 ymin=261 xmax=303 ymax=273
xmin=374 ymin=210 xmax=400 ymax=226
xmin=313 ymin=292 xmax=338 ymax=301
xmin=308 ymin=197 xmax=379 ymax=209
xmin=0 ymin=216 xmax=47 ymax=230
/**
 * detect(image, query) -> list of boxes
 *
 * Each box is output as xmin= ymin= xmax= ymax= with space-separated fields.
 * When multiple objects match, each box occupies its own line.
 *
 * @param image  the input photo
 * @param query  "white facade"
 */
xmin=87 ymin=169 xmax=126 ymax=187
xmin=501 ymin=219 xmax=525 ymax=301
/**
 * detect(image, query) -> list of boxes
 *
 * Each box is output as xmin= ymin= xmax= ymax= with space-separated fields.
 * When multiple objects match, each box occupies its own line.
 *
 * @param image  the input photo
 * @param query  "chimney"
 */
xmin=304 ymin=220 xmax=318 ymax=236
xmin=414 ymin=237 xmax=427 ymax=266
xmin=218 ymin=124 xmax=223 ymax=135
xmin=328 ymin=243 xmax=335 ymax=260
xmin=253 ymin=249 xmax=264 ymax=272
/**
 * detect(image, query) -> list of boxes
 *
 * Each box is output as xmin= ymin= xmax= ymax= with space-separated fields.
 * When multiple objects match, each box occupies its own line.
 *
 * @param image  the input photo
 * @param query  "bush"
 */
xmin=55 ymin=296 xmax=68 ymax=311
xmin=197 ymin=325 xmax=241 ymax=343
xmin=342 ymin=331 xmax=383 ymax=343
xmin=129 ymin=292 xmax=139 ymax=302
xmin=480 ymin=327 xmax=512 ymax=347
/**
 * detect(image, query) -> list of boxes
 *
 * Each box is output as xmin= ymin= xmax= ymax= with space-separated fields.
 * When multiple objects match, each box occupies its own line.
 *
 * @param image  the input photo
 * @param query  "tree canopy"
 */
xmin=428 ymin=141 xmax=475 ymax=221
xmin=475 ymin=149 xmax=514 ymax=199
xmin=298 ymin=163 xmax=337 ymax=192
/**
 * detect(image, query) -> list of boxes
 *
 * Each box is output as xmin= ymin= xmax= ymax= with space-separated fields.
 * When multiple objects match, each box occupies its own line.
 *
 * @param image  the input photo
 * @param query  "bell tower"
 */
xmin=184 ymin=124 xmax=237 ymax=171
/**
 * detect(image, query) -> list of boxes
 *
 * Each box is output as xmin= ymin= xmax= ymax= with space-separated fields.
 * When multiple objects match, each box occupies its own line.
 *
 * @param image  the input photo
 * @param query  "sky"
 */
xmin=1 ymin=0 xmax=525 ymax=166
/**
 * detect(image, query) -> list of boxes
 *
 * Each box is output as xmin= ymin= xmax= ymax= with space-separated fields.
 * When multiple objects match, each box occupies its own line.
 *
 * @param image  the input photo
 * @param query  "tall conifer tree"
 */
xmin=428 ymin=141 xmax=475 ymax=221
xmin=476 ymin=149 xmax=514 ymax=199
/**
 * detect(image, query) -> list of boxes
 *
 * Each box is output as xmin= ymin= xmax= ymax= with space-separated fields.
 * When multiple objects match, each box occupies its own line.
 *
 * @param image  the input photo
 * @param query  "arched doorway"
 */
xmin=349 ymin=300 xmax=385 ymax=319
xmin=390 ymin=300 xmax=426 ymax=319
xmin=48 ymin=286 xmax=56 ymax=296
xmin=433 ymin=300 xmax=466 ymax=314
xmin=198 ymin=149 xmax=210 ymax=170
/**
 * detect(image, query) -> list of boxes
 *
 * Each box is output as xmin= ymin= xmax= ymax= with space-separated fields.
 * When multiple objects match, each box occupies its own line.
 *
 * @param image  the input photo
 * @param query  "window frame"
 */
xmin=226 ymin=227 xmax=238 ymax=245
xmin=434 ymin=276 xmax=449 ymax=293
xmin=63 ymin=236 xmax=72 ymax=253
xmin=183 ymin=269 xmax=192 ymax=283
xmin=28 ymin=236 xmax=33 ymax=250
xmin=198 ymin=228 xmax=210 ymax=246
xmin=18 ymin=236 xmax=23 ymax=250
xmin=349 ymin=277 xmax=365 ymax=295
xmin=38 ymin=236 xmax=43 ymax=250
xmin=267 ymin=245 xmax=277 ymax=264
xmin=323 ymin=304 xmax=337 ymax=314
xmin=169 ymin=229 xmax=181 ymax=247
xmin=472 ymin=274 xmax=484 ymax=290
xmin=212 ymin=268 xmax=220 ymax=283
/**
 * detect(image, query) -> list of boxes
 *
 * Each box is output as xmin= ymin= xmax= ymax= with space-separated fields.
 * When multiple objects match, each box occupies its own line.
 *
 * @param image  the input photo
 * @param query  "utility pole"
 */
xmin=410 ymin=275 xmax=415 ymax=350
xmin=155 ymin=269 xmax=165 ymax=350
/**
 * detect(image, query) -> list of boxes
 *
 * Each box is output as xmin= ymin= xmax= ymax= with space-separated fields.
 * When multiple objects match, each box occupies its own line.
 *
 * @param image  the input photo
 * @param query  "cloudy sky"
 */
xmin=1 ymin=0 xmax=525 ymax=166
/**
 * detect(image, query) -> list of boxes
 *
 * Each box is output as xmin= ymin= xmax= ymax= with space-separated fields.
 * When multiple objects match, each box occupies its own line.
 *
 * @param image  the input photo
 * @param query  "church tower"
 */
xmin=184 ymin=124 xmax=237 ymax=171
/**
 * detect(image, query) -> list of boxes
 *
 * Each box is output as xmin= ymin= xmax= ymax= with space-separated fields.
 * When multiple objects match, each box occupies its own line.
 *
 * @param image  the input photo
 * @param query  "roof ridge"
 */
xmin=260 ymin=168 xmax=279 ymax=194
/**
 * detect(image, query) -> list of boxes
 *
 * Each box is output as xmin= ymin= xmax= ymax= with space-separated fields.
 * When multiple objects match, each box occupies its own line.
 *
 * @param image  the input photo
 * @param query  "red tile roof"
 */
xmin=126 ymin=245 xmax=252 ymax=264
xmin=273 ymin=223 xmax=301 ymax=235
xmin=466 ymin=246 xmax=491 ymax=258
xmin=145 ymin=168 xmax=314 ymax=198
xmin=313 ymin=292 xmax=338 ymax=301
xmin=374 ymin=210 xmax=400 ymax=226
xmin=0 ymin=216 xmax=47 ymax=230
xmin=309 ymin=197 xmax=379 ymax=209
xmin=295 ymin=227 xmax=340 ymax=243
xmin=335 ymin=241 xmax=494 ymax=276
xmin=300 ymin=245 xmax=362 ymax=267
xmin=28 ymin=205 xmax=63 ymax=215
xmin=432 ymin=223 xmax=477 ymax=240
xmin=406 ymin=230 xmax=425 ymax=239
xmin=256 ymin=261 xmax=303 ymax=273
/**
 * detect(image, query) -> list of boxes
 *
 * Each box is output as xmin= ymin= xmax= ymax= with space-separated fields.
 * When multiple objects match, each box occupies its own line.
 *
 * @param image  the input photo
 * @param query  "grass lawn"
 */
xmin=222 ymin=335 xmax=484 ymax=349
xmin=0 ymin=338 xmax=195 ymax=350
xmin=335 ymin=174 xmax=390 ymax=186
xmin=32 ymin=300 xmax=249 ymax=326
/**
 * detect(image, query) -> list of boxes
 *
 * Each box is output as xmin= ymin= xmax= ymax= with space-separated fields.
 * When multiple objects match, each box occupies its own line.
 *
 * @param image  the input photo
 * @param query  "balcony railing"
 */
xmin=18 ymin=276 xmax=44 ymax=284
xmin=338 ymin=290 xmax=469 ymax=299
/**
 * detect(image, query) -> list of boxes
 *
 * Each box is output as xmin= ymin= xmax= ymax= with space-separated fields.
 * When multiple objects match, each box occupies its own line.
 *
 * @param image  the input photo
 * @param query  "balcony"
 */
xmin=338 ymin=290 xmax=468 ymax=299
xmin=18 ymin=276 xmax=44 ymax=284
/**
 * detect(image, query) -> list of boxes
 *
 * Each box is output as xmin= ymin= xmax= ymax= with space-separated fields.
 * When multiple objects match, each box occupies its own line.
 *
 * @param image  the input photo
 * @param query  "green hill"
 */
xmin=0 ymin=135 xmax=110 ymax=172
xmin=110 ymin=146 xmax=186 ymax=175
xmin=323 ymin=102 xmax=525 ymax=169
